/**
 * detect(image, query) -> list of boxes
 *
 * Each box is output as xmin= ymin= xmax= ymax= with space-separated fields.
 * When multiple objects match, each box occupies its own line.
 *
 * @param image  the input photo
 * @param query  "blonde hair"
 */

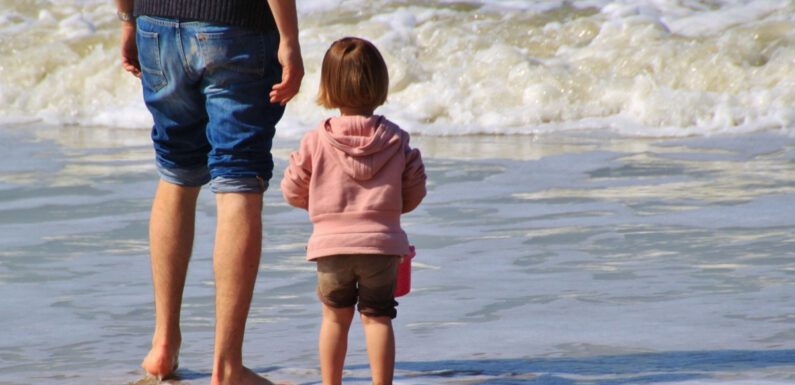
xmin=316 ymin=37 xmax=389 ymax=111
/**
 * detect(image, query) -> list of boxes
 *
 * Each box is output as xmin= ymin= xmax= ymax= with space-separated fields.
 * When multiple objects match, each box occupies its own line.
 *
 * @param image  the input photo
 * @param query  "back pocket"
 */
xmin=136 ymin=29 xmax=168 ymax=92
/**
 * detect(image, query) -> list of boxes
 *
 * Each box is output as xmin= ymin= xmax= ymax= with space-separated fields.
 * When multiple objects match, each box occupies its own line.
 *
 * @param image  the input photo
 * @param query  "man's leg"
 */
xmin=319 ymin=304 xmax=355 ymax=385
xmin=142 ymin=180 xmax=201 ymax=378
xmin=211 ymin=192 xmax=273 ymax=385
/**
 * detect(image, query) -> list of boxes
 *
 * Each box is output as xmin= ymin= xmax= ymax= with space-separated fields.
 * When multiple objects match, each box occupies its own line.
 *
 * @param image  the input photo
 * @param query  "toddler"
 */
xmin=281 ymin=37 xmax=427 ymax=385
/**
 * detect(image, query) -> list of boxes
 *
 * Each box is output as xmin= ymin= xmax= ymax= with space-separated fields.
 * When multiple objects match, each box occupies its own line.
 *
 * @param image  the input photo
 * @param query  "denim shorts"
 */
xmin=316 ymin=254 xmax=400 ymax=319
xmin=136 ymin=16 xmax=285 ymax=193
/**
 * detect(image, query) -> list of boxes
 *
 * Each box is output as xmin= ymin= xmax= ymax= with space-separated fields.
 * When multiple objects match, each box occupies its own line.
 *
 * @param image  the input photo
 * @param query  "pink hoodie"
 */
xmin=281 ymin=115 xmax=427 ymax=260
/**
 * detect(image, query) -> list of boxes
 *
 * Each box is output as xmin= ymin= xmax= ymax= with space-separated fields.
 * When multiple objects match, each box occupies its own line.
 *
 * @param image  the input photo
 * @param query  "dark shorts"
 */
xmin=136 ymin=16 xmax=285 ymax=193
xmin=316 ymin=254 xmax=400 ymax=319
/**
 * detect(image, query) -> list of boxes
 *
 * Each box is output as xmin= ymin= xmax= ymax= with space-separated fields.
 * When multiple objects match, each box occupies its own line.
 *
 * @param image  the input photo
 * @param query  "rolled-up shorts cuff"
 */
xmin=210 ymin=176 xmax=268 ymax=193
xmin=358 ymin=302 xmax=398 ymax=319
xmin=157 ymin=163 xmax=211 ymax=187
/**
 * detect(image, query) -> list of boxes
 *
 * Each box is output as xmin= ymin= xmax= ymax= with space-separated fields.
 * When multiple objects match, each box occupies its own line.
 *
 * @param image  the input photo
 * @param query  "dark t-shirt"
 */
xmin=134 ymin=0 xmax=277 ymax=32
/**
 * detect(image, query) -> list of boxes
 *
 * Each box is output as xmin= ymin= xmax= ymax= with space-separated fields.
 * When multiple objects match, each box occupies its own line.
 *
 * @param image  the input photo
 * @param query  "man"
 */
xmin=114 ymin=1 xmax=303 ymax=384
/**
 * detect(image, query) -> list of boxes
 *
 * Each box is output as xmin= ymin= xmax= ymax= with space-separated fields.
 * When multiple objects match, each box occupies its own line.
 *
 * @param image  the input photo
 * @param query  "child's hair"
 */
xmin=317 ymin=37 xmax=389 ymax=111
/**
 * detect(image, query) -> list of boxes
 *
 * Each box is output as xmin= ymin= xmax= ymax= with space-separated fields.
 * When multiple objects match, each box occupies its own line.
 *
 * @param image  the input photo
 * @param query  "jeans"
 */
xmin=136 ymin=16 xmax=284 ymax=193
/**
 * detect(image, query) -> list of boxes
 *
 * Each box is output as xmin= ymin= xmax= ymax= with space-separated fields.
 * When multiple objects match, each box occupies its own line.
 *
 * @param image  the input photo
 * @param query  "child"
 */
xmin=281 ymin=37 xmax=427 ymax=385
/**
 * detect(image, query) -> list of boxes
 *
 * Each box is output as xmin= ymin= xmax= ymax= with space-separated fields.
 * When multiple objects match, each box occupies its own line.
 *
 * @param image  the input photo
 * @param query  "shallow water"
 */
xmin=1 ymin=125 xmax=794 ymax=385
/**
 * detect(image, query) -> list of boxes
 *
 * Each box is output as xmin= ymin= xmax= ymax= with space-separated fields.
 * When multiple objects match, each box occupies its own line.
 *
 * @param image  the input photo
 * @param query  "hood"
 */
xmin=319 ymin=115 xmax=404 ymax=181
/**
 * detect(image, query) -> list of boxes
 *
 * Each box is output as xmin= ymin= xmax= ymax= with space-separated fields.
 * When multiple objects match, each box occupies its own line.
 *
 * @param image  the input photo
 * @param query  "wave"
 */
xmin=1 ymin=0 xmax=794 ymax=137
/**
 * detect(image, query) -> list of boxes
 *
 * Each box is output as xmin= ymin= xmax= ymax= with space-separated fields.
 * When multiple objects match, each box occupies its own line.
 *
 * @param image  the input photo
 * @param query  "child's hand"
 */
xmin=401 ymin=245 xmax=416 ymax=263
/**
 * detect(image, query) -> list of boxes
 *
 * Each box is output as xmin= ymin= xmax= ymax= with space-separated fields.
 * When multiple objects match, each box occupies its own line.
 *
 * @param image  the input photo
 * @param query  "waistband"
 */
xmin=312 ymin=210 xmax=403 ymax=235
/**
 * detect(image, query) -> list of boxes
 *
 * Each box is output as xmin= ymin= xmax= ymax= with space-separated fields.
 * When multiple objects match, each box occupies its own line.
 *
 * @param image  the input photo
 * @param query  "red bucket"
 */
xmin=394 ymin=245 xmax=415 ymax=297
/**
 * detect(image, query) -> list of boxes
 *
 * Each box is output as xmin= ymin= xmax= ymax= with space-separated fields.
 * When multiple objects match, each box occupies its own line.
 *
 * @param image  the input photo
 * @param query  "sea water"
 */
xmin=1 ymin=127 xmax=794 ymax=385
xmin=1 ymin=1 xmax=795 ymax=385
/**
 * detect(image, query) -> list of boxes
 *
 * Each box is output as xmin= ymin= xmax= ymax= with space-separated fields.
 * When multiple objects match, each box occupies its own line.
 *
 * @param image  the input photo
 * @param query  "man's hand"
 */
xmin=267 ymin=0 xmax=302 ymax=105
xmin=120 ymin=21 xmax=141 ymax=77
xmin=270 ymin=39 xmax=303 ymax=105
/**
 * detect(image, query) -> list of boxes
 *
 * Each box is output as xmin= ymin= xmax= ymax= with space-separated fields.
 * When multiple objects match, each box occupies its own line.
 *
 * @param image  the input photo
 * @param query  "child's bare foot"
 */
xmin=141 ymin=344 xmax=179 ymax=380
xmin=211 ymin=366 xmax=274 ymax=385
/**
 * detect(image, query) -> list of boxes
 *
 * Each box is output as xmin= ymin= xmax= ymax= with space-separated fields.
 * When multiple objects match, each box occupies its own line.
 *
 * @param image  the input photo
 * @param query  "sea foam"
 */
xmin=1 ymin=0 xmax=794 ymax=137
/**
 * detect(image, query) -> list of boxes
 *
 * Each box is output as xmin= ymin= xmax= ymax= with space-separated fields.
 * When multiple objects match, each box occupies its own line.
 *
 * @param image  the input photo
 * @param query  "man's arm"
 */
xmin=115 ymin=0 xmax=140 ymax=77
xmin=267 ymin=0 xmax=304 ymax=105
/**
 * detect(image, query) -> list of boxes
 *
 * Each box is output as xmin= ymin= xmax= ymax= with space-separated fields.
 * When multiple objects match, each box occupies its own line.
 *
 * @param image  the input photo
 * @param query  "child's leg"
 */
xmin=316 ymin=255 xmax=358 ymax=385
xmin=360 ymin=314 xmax=395 ymax=385
xmin=356 ymin=255 xmax=401 ymax=385
xmin=319 ymin=304 xmax=355 ymax=385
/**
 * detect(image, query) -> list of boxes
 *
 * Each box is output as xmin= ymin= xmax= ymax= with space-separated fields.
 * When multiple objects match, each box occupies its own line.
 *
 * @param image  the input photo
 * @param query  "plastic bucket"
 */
xmin=394 ymin=245 xmax=415 ymax=297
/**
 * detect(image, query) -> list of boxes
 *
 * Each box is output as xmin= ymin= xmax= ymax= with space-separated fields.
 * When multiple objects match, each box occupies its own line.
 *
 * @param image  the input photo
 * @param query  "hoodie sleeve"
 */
xmin=402 ymin=142 xmax=427 ymax=213
xmin=281 ymin=132 xmax=315 ymax=210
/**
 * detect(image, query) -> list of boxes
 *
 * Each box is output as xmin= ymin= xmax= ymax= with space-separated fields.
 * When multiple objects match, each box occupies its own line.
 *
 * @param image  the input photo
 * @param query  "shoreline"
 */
xmin=6 ymin=121 xmax=795 ymax=162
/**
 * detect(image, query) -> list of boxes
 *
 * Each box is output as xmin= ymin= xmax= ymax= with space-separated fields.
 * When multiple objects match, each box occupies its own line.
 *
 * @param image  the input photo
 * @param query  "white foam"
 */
xmin=2 ymin=0 xmax=795 ymax=137
xmin=664 ymin=0 xmax=792 ymax=37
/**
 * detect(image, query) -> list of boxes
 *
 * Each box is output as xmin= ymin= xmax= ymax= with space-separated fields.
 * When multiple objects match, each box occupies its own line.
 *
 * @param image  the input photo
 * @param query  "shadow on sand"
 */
xmin=125 ymin=350 xmax=794 ymax=385
xmin=125 ymin=366 xmax=282 ymax=385
xmin=374 ymin=349 xmax=795 ymax=384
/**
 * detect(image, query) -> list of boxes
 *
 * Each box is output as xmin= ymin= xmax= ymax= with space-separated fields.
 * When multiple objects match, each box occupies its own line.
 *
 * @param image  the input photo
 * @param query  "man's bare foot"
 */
xmin=141 ymin=344 xmax=179 ymax=380
xmin=211 ymin=366 xmax=274 ymax=385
